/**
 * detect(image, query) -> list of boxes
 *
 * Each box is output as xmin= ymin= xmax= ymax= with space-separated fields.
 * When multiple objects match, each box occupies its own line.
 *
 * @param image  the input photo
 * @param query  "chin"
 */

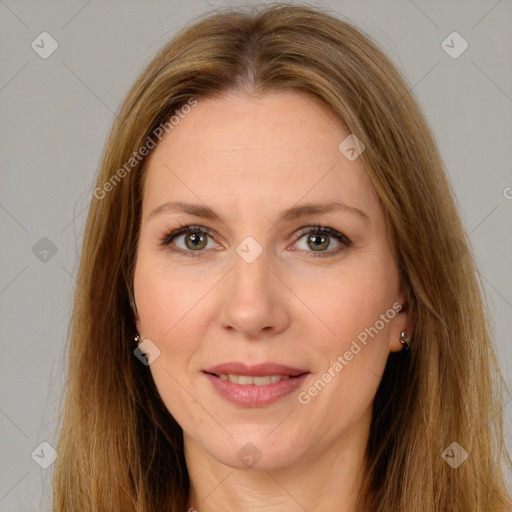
xmin=202 ymin=433 xmax=301 ymax=471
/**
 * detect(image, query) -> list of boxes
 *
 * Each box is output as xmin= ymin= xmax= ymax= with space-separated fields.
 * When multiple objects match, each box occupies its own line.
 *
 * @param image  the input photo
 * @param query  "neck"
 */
xmin=184 ymin=407 xmax=371 ymax=511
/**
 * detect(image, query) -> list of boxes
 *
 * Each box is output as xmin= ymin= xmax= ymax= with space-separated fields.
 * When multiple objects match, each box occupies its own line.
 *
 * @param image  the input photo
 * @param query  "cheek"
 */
xmin=296 ymin=264 xmax=395 ymax=411
xmin=133 ymin=253 xmax=210 ymax=373
xmin=134 ymin=258 xmax=204 ymax=424
xmin=297 ymin=262 xmax=397 ymax=423
xmin=133 ymin=253 xmax=203 ymax=340
xmin=306 ymin=262 xmax=395 ymax=351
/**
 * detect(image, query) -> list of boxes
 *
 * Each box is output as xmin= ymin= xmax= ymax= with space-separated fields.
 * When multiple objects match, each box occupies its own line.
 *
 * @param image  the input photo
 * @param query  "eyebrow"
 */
xmin=148 ymin=200 xmax=370 ymax=225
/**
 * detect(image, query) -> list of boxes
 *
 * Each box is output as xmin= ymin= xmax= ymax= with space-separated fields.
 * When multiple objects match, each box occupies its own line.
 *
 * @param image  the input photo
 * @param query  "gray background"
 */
xmin=1 ymin=0 xmax=511 ymax=510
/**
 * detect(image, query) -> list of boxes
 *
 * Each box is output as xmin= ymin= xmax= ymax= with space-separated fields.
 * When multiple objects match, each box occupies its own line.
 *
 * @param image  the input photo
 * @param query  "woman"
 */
xmin=52 ymin=3 xmax=512 ymax=511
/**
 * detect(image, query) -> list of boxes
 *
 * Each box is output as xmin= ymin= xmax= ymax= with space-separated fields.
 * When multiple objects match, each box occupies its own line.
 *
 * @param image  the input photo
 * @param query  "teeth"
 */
xmin=218 ymin=374 xmax=292 ymax=385
xmin=238 ymin=375 xmax=253 ymax=385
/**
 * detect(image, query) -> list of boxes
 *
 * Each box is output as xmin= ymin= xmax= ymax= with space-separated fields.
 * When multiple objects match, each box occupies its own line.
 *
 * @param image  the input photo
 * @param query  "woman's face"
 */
xmin=133 ymin=90 xmax=411 ymax=470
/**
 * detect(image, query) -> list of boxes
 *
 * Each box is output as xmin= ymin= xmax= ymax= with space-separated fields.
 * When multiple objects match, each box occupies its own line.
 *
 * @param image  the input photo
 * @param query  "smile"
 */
xmin=217 ymin=374 xmax=291 ymax=385
xmin=203 ymin=370 xmax=309 ymax=407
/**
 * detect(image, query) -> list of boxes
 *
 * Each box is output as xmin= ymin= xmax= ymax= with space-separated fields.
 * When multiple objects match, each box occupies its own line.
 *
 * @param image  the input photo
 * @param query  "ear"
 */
xmin=388 ymin=285 xmax=415 ymax=353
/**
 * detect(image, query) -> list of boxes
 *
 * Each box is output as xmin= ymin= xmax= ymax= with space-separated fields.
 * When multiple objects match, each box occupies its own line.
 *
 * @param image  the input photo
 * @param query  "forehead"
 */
xmin=148 ymin=90 xmax=348 ymax=164
xmin=141 ymin=90 xmax=380 ymax=222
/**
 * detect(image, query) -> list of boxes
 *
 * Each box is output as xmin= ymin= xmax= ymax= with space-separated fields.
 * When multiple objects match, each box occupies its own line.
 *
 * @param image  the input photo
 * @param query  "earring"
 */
xmin=399 ymin=331 xmax=410 ymax=351
xmin=134 ymin=334 xmax=140 ymax=344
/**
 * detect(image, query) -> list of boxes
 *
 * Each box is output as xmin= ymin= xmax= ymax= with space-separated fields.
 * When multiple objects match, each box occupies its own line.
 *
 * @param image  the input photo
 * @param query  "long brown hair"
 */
xmin=52 ymin=3 xmax=512 ymax=510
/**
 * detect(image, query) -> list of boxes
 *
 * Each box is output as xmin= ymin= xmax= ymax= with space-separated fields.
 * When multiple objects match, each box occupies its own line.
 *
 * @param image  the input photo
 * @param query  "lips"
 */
xmin=203 ymin=362 xmax=308 ymax=377
xmin=202 ymin=362 xmax=310 ymax=407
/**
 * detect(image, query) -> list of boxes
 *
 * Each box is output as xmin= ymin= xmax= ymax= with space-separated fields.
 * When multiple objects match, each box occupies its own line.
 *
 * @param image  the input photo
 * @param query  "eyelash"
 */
xmin=159 ymin=223 xmax=352 ymax=259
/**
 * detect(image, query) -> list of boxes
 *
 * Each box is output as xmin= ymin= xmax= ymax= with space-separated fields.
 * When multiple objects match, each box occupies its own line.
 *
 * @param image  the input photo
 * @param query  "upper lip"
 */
xmin=203 ymin=362 xmax=309 ymax=377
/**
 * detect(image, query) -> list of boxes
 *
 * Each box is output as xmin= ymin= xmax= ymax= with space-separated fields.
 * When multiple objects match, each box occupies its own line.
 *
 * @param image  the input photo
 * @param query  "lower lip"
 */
xmin=204 ymin=372 xmax=309 ymax=407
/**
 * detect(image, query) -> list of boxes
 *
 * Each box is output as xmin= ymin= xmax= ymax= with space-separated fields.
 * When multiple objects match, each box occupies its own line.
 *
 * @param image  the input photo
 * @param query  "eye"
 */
xmin=160 ymin=224 xmax=352 ymax=258
xmin=292 ymin=225 xmax=351 ymax=258
xmin=160 ymin=224 xmax=217 ymax=257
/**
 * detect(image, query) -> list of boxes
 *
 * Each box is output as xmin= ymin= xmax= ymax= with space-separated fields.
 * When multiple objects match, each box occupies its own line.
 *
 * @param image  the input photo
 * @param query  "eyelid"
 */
xmin=290 ymin=226 xmax=351 ymax=258
xmin=160 ymin=224 xmax=215 ymax=246
xmin=160 ymin=224 xmax=351 ymax=258
xmin=160 ymin=224 xmax=222 ymax=257
xmin=292 ymin=225 xmax=351 ymax=245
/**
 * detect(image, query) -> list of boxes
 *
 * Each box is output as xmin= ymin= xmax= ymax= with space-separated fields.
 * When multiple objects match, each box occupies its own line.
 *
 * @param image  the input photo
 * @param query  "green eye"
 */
xmin=293 ymin=226 xmax=351 ymax=258
xmin=161 ymin=224 xmax=351 ymax=258
xmin=161 ymin=225 xmax=214 ymax=257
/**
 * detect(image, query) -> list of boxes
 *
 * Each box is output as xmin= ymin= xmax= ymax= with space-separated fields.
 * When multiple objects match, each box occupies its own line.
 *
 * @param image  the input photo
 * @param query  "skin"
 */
xmin=133 ymin=90 xmax=414 ymax=511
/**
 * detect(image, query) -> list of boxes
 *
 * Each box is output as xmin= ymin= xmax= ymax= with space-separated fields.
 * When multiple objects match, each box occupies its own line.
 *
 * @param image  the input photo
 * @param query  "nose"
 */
xmin=218 ymin=247 xmax=291 ymax=340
